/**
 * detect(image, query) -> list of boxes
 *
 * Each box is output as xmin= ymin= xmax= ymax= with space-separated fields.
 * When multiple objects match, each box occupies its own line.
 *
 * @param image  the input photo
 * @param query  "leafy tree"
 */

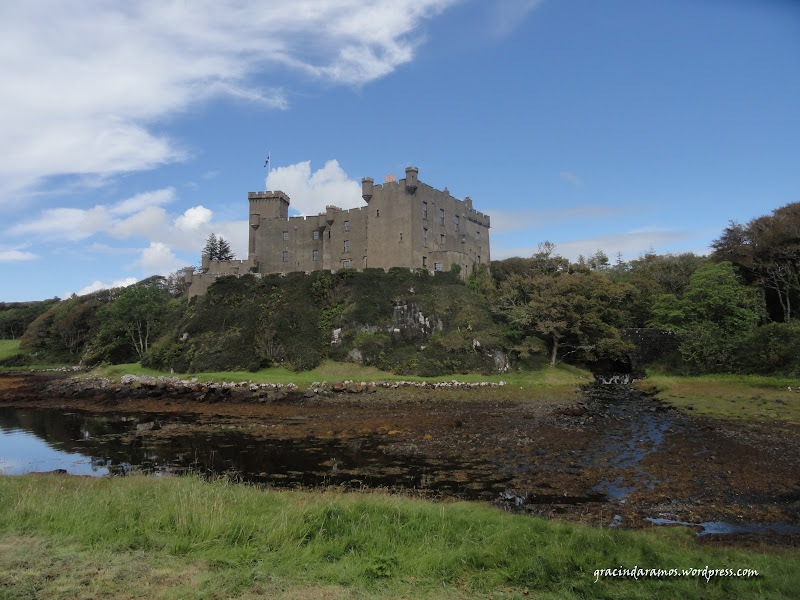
xmin=99 ymin=281 xmax=171 ymax=358
xmin=498 ymin=270 xmax=629 ymax=367
xmin=649 ymin=261 xmax=764 ymax=371
xmin=625 ymin=252 xmax=706 ymax=295
xmin=712 ymin=202 xmax=800 ymax=322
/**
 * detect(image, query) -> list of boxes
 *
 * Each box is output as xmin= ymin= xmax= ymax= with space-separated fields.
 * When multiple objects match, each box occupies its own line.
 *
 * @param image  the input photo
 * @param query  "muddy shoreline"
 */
xmin=1 ymin=372 xmax=798 ymax=546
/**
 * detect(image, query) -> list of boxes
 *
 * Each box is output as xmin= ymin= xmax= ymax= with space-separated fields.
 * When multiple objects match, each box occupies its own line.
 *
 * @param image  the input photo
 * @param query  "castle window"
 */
xmin=440 ymin=233 xmax=445 ymax=246
xmin=422 ymin=201 xmax=428 ymax=220
xmin=344 ymin=220 xmax=350 ymax=232
xmin=434 ymin=262 xmax=443 ymax=272
xmin=376 ymin=209 xmax=380 ymax=217
xmin=399 ymin=232 xmax=403 ymax=242
xmin=282 ymin=251 xmax=288 ymax=263
xmin=343 ymin=260 xmax=350 ymax=269
xmin=313 ymin=230 xmax=319 ymax=240
xmin=439 ymin=208 xmax=444 ymax=226
xmin=282 ymin=231 xmax=289 ymax=241
xmin=423 ymin=228 xmax=428 ymax=247
xmin=313 ymin=250 xmax=319 ymax=261
xmin=454 ymin=215 xmax=460 ymax=232
xmin=343 ymin=240 xmax=350 ymax=253
xmin=422 ymin=256 xmax=427 ymax=268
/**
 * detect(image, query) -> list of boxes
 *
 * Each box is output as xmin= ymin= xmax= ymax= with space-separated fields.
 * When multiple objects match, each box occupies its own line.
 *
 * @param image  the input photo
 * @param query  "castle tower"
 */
xmin=248 ymin=190 xmax=290 ymax=258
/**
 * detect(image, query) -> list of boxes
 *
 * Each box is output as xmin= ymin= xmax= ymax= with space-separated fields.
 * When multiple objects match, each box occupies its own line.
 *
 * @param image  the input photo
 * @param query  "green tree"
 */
xmin=217 ymin=236 xmax=235 ymax=261
xmin=202 ymin=233 xmax=236 ymax=261
xmin=712 ymin=202 xmax=800 ymax=322
xmin=498 ymin=270 xmax=629 ymax=367
xmin=100 ymin=281 xmax=171 ymax=358
xmin=649 ymin=261 xmax=764 ymax=371
xmin=202 ymin=233 xmax=218 ymax=259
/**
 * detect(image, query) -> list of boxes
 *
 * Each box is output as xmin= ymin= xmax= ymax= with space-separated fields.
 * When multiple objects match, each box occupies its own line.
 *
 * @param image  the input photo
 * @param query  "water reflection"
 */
xmin=0 ymin=407 xmax=509 ymax=499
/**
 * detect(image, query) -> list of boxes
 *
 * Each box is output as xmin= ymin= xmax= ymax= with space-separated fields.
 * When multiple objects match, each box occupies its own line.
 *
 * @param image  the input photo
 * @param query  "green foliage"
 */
xmin=202 ymin=232 xmax=236 ymax=261
xmin=731 ymin=320 xmax=800 ymax=376
xmin=712 ymin=202 xmax=800 ymax=322
xmin=0 ymin=299 xmax=59 ymax=339
xmin=96 ymin=281 xmax=172 ymax=360
xmin=649 ymin=262 xmax=764 ymax=372
xmin=497 ymin=269 xmax=631 ymax=367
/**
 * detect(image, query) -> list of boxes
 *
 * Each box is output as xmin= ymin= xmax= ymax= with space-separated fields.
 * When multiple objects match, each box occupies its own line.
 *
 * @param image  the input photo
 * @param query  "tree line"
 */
xmin=3 ymin=202 xmax=798 ymax=376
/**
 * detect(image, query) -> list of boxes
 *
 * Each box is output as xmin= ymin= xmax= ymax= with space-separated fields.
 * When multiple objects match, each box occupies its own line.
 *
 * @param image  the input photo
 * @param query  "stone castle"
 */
xmin=185 ymin=167 xmax=490 ymax=298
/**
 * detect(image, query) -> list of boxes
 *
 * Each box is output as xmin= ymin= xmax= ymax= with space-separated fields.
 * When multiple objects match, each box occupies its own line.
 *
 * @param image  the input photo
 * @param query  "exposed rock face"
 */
xmin=391 ymin=301 xmax=442 ymax=338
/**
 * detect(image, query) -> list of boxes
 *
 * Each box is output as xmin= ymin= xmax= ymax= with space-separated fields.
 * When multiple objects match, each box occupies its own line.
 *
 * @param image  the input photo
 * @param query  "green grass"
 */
xmin=637 ymin=372 xmax=800 ymax=424
xmin=0 ymin=475 xmax=796 ymax=599
xmin=92 ymin=359 xmax=592 ymax=390
xmin=0 ymin=339 xmax=21 ymax=361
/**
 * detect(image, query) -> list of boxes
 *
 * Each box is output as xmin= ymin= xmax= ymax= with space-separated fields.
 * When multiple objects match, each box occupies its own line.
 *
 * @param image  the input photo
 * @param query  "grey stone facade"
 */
xmin=186 ymin=167 xmax=490 ymax=298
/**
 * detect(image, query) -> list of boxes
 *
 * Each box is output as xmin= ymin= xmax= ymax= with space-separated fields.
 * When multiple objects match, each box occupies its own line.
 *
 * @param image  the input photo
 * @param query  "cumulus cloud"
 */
xmin=492 ymin=229 xmax=697 ymax=261
xmin=266 ymin=160 xmax=362 ymax=215
xmin=7 ymin=186 xmax=248 ymax=267
xmin=74 ymin=277 xmax=138 ymax=297
xmin=174 ymin=206 xmax=213 ymax=232
xmin=139 ymin=242 xmax=185 ymax=276
xmin=0 ymin=1 xmax=458 ymax=202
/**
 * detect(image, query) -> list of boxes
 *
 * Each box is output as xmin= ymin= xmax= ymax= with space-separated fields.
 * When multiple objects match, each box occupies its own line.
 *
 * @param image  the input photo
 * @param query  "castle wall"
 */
xmin=186 ymin=168 xmax=491 ymax=297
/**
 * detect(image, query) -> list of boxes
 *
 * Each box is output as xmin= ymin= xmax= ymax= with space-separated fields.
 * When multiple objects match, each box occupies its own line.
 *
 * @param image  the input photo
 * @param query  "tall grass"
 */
xmin=0 ymin=339 xmax=21 ymax=361
xmin=0 ymin=475 xmax=796 ymax=599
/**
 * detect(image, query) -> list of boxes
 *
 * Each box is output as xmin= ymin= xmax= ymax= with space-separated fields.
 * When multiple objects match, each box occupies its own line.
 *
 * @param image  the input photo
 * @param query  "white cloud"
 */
xmin=74 ymin=277 xmax=138 ymax=297
xmin=266 ymin=160 xmax=362 ymax=216
xmin=488 ymin=206 xmax=627 ymax=235
xmin=8 ymin=206 xmax=112 ymax=241
xmin=492 ymin=230 xmax=698 ymax=261
xmin=559 ymin=171 xmax=583 ymax=188
xmin=138 ymin=242 xmax=184 ymax=276
xmin=490 ymin=0 xmax=545 ymax=39
xmin=112 ymin=188 xmax=175 ymax=216
xmin=0 ymin=249 xmax=37 ymax=262
xmin=0 ymin=1 xmax=458 ymax=202
xmin=6 ymin=185 xmax=249 ymax=271
xmin=174 ymin=206 xmax=213 ymax=232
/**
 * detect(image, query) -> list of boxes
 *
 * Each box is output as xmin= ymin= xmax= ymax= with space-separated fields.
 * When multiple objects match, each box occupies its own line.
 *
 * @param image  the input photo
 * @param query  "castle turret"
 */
xmin=361 ymin=177 xmax=374 ymax=203
xmin=405 ymin=167 xmax=418 ymax=194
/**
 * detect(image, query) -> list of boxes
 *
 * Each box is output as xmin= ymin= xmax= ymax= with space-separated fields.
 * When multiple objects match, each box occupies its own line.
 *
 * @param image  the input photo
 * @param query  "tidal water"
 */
xmin=0 ymin=406 xmax=507 ymax=498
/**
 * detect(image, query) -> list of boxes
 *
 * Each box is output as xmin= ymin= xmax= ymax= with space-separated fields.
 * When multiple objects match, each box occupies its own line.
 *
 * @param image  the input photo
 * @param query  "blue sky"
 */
xmin=1 ymin=0 xmax=798 ymax=301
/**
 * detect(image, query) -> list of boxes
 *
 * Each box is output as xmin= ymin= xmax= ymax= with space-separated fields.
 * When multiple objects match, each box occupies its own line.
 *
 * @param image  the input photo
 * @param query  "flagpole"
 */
xmin=263 ymin=152 xmax=271 ymax=191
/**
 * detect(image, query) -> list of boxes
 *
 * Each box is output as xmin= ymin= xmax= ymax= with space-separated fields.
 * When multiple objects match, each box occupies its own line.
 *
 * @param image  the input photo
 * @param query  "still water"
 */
xmin=0 ymin=406 xmax=509 ymax=498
